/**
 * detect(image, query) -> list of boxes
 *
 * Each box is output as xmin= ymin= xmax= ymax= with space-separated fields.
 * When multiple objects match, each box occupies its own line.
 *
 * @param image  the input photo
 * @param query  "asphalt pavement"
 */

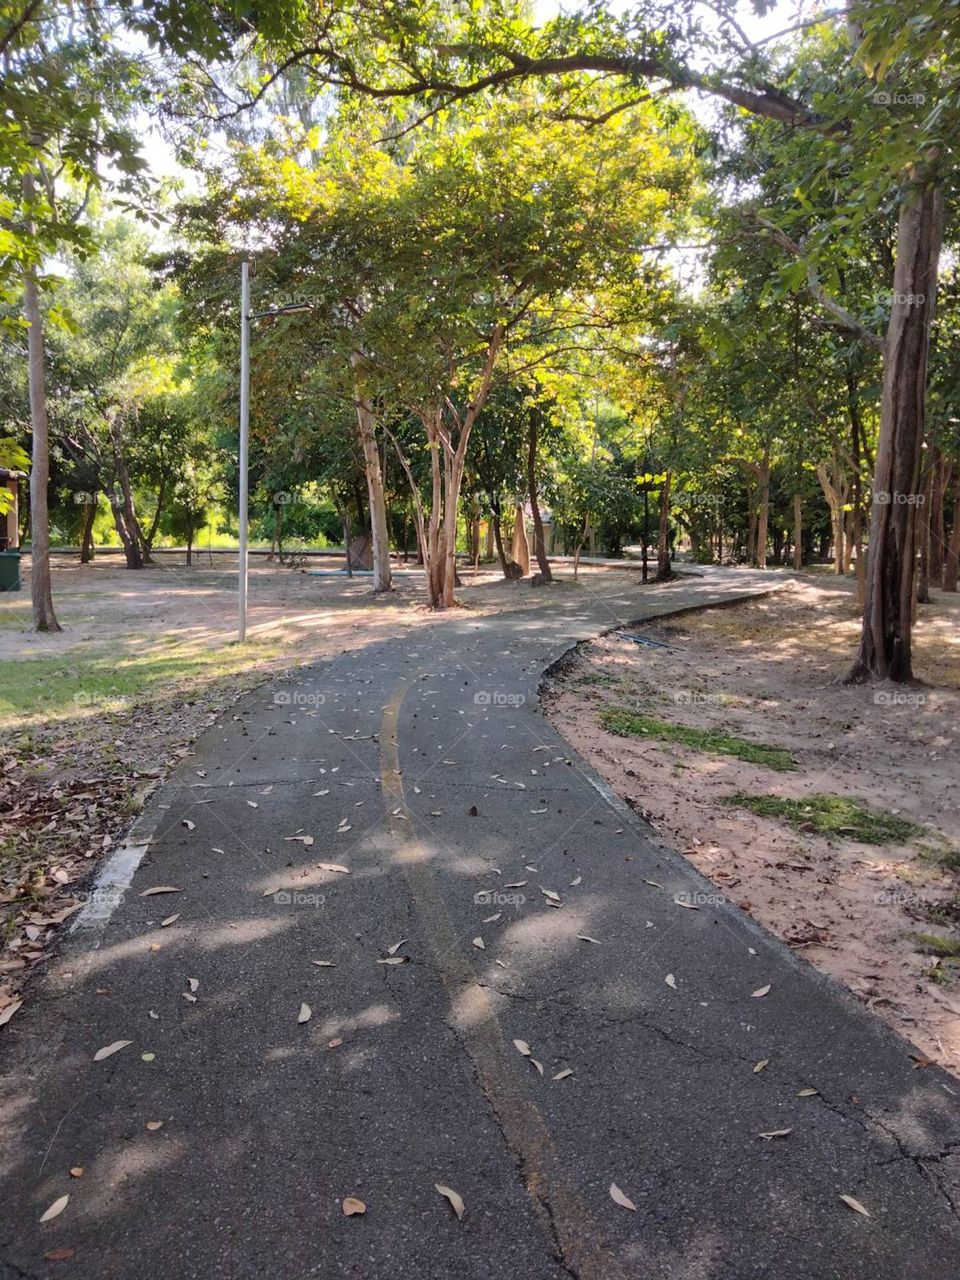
xmin=2 ymin=567 xmax=959 ymax=1280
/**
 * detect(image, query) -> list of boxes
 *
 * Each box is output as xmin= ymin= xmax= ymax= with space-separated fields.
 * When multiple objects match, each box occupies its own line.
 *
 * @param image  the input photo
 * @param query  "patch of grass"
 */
xmin=598 ymin=706 xmax=796 ymax=772
xmin=911 ymin=932 xmax=960 ymax=958
xmin=722 ymin=792 xmax=922 ymax=845
xmin=927 ymin=897 xmax=960 ymax=927
xmin=923 ymin=964 xmax=953 ymax=987
xmin=0 ymin=638 xmax=285 ymax=729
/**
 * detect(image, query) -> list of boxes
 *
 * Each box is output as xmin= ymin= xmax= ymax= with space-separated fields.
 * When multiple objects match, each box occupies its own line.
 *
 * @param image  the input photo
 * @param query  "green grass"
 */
xmin=911 ymin=932 xmax=960 ymax=958
xmin=598 ymin=706 xmax=796 ymax=771
xmin=0 ymin=639 xmax=285 ymax=728
xmin=722 ymin=792 xmax=922 ymax=845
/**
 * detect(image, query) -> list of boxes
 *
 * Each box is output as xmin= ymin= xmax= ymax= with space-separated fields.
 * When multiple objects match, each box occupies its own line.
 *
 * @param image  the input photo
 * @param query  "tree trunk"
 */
xmin=351 ymin=354 xmax=392 ymax=593
xmin=343 ymin=510 xmax=353 ymax=576
xmin=943 ymin=484 xmax=960 ymax=592
xmin=792 ymin=492 xmax=802 ymax=571
xmin=930 ymin=451 xmax=947 ymax=586
xmin=107 ymin=490 xmax=141 ymax=568
xmin=848 ymin=178 xmax=943 ymax=682
xmin=655 ymin=471 xmax=672 ymax=580
xmin=80 ymin=500 xmax=96 ymax=564
xmin=755 ymin=452 xmax=770 ymax=569
xmin=109 ymin=419 xmax=144 ymax=570
xmin=527 ymin=410 xmax=552 ymax=582
xmin=511 ymin=503 xmax=530 ymax=576
xmin=491 ymin=509 xmax=510 ymax=577
xmin=916 ymin=459 xmax=934 ymax=604
xmin=142 ymin=475 xmax=167 ymax=555
xmin=23 ymin=216 xmax=61 ymax=631
xmin=817 ymin=455 xmax=848 ymax=575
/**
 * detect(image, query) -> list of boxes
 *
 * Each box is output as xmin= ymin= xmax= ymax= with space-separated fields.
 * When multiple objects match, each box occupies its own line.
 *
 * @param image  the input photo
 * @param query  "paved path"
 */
xmin=3 ymin=569 xmax=959 ymax=1280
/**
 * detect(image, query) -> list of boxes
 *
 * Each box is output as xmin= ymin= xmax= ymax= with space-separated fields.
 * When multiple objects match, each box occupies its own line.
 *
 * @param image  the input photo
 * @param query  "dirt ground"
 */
xmin=544 ymin=575 xmax=960 ymax=1075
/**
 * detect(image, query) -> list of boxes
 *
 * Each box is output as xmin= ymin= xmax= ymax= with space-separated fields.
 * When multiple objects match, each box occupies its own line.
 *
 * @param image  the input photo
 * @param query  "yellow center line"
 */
xmin=380 ymin=679 xmax=627 ymax=1280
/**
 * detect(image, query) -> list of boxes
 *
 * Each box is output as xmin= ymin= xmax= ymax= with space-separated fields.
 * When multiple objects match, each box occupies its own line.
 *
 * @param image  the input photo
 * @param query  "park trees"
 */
xmin=181 ymin=86 xmax=696 ymax=606
xmin=209 ymin=0 xmax=958 ymax=678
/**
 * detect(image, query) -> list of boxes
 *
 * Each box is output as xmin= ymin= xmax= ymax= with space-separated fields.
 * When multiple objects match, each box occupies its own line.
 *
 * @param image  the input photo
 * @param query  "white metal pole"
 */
xmin=238 ymin=260 xmax=250 ymax=642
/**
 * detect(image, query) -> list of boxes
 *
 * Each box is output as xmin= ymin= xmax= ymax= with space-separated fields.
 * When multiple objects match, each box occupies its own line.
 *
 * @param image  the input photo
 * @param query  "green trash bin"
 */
xmin=0 ymin=549 xmax=21 ymax=591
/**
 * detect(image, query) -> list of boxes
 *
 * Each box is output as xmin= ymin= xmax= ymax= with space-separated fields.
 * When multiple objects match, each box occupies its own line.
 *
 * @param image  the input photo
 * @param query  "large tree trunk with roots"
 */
xmin=527 ymin=409 xmax=551 ymax=583
xmin=23 ymin=232 xmax=61 ymax=631
xmin=848 ymin=179 xmax=943 ymax=683
xmin=351 ymin=354 xmax=392 ymax=593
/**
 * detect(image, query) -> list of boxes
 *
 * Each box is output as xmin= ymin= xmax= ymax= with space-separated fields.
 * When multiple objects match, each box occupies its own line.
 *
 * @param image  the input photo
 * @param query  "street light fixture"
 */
xmin=237 ymin=260 xmax=315 ymax=642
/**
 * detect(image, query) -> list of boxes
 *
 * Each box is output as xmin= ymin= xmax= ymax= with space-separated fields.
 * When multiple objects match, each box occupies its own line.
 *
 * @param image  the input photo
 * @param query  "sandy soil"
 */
xmin=543 ymin=575 xmax=960 ymax=1074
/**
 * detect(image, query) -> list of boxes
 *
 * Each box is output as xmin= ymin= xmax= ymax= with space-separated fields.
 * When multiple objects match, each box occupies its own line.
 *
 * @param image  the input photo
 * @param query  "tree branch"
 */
xmin=755 ymin=216 xmax=885 ymax=351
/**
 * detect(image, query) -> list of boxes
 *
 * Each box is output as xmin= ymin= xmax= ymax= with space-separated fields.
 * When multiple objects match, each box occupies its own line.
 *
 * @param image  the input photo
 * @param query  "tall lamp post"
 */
xmin=237 ymin=261 xmax=314 ymax=643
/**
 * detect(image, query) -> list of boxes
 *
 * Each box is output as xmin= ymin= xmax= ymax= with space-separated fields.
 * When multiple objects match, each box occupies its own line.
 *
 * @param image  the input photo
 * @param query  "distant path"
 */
xmin=2 ymin=568 xmax=958 ymax=1280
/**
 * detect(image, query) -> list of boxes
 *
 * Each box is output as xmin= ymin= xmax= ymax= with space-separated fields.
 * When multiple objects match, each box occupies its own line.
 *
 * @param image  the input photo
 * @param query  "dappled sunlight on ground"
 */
xmin=544 ymin=575 xmax=960 ymax=1074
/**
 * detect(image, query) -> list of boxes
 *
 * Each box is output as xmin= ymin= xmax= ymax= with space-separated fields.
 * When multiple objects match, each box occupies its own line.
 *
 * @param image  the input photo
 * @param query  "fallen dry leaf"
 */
xmin=43 ymin=1247 xmax=75 ymax=1261
xmin=513 ymin=1039 xmax=532 ymax=1056
xmin=0 ymin=999 xmax=23 ymax=1027
xmin=312 ymin=960 xmax=336 ymax=968
xmin=145 ymin=1121 xmax=163 ymax=1131
xmin=342 ymin=1197 xmax=366 ymax=1216
xmin=751 ymin=984 xmax=772 ymax=998
xmin=472 ymin=936 xmax=485 ymax=950
xmin=39 ymin=1195 xmax=69 ymax=1223
xmin=139 ymin=886 xmax=180 ymax=897
xmin=284 ymin=834 xmax=314 ymax=846
xmin=758 ymin=1128 xmax=793 ymax=1140
xmin=609 ymin=1183 xmax=637 ymax=1212
xmin=435 ymin=1184 xmax=466 ymax=1221
xmin=298 ymin=1003 xmax=312 ymax=1024
xmin=797 ymin=1087 xmax=819 ymax=1097
xmin=553 ymin=1068 xmax=574 ymax=1081
xmin=69 ymin=1167 xmax=83 ymax=1178
xmin=753 ymin=1059 xmax=769 ymax=1074
xmin=665 ymin=974 xmax=677 ymax=989
xmin=387 ymin=940 xmax=407 ymax=956
xmin=160 ymin=914 xmax=180 ymax=928
xmin=839 ymin=1194 xmax=870 ymax=1218
xmin=318 ymin=863 xmax=350 ymax=874
xmin=377 ymin=956 xmax=408 ymax=965
xmin=576 ymin=935 xmax=601 ymax=945
xmin=93 ymin=1039 xmax=132 ymax=1061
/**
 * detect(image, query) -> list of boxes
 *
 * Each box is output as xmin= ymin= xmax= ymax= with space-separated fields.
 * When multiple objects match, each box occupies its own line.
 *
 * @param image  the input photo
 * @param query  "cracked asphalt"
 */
xmin=2 ymin=568 xmax=959 ymax=1279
